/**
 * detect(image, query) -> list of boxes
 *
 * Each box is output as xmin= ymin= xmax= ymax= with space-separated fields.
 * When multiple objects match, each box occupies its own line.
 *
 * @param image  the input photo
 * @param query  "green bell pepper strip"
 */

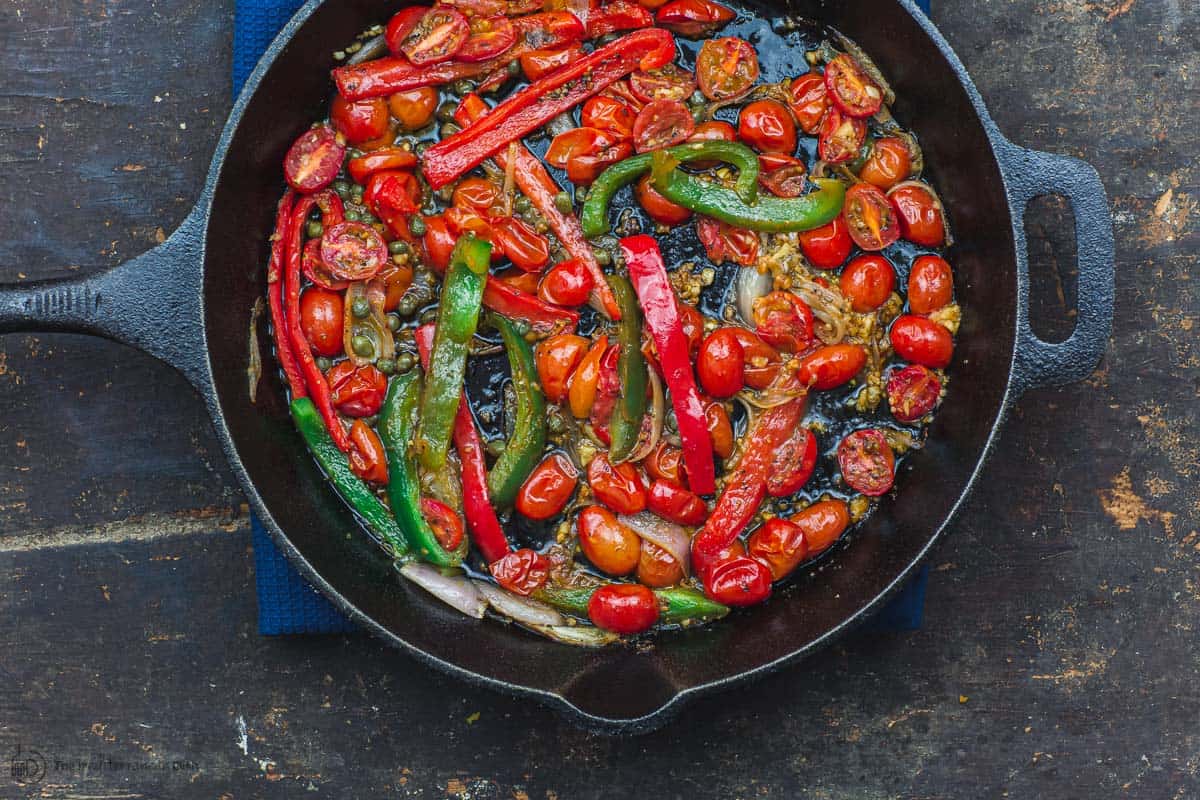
xmin=606 ymin=274 xmax=648 ymax=463
xmin=650 ymin=155 xmax=847 ymax=233
xmin=416 ymin=235 xmax=493 ymax=472
xmin=379 ymin=371 xmax=468 ymax=567
xmin=485 ymin=314 xmax=547 ymax=508
xmin=290 ymin=397 xmax=408 ymax=559
xmin=535 ymin=584 xmax=729 ymax=625
xmin=580 ymin=140 xmax=762 ymax=238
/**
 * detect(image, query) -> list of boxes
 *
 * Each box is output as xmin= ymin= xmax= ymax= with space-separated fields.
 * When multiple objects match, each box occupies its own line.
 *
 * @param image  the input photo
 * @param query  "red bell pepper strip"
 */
xmin=421 ymin=28 xmax=676 ymax=190
xmin=619 ymin=235 xmax=715 ymax=495
xmin=483 ymin=279 xmax=580 ymax=334
xmin=414 ymin=324 xmax=512 ymax=564
xmin=267 ymin=189 xmax=306 ymax=398
xmin=455 ymin=93 xmax=621 ymax=320
xmin=285 ymin=189 xmax=352 ymax=452
xmin=347 ymin=147 xmax=418 ymax=185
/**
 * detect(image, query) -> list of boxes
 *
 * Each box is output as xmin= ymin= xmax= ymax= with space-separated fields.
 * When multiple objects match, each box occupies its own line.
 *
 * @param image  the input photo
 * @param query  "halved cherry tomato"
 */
xmin=908 ymin=255 xmax=954 ymax=314
xmin=747 ymin=518 xmax=805 ymax=580
xmin=817 ymin=106 xmax=867 ymax=164
xmin=858 ymin=137 xmax=912 ymax=190
xmin=758 ymin=154 xmax=808 ymax=198
xmin=330 ymin=96 xmax=390 ymax=145
xmin=729 ymin=327 xmax=782 ymax=390
xmin=704 ymin=555 xmax=772 ymax=606
xmin=321 ymin=221 xmax=388 ymax=281
xmin=326 ymin=362 xmax=388 ymax=417
xmin=798 ymin=344 xmax=867 ymax=391
xmin=766 ymin=425 xmax=817 ymax=497
xmin=388 ymin=88 xmax=439 ymax=131
xmin=677 ymin=300 xmax=705 ymax=356
xmin=797 ymin=214 xmax=852 ymax=269
xmin=637 ymin=540 xmax=685 ymax=587
xmin=302 ymin=239 xmax=348 ymax=291
xmin=705 ymin=401 xmax=735 ymax=459
xmin=844 ymin=183 xmax=901 ymax=251
xmin=493 ymin=216 xmax=550 ymax=272
xmin=378 ymin=263 xmax=414 ymax=311
xmin=538 ymin=259 xmax=594 ymax=307
xmin=516 ymin=453 xmax=579 ymax=520
xmin=420 ymin=497 xmax=465 ymax=550
xmin=400 ymin=6 xmax=469 ymax=65
xmin=643 ymin=442 xmax=687 ymax=488
xmin=452 ymin=176 xmax=500 ymax=213
xmin=753 ymin=290 xmax=814 ymax=353
xmin=635 ymin=173 xmax=693 ymax=225
xmin=630 ymin=64 xmax=697 ymax=103
xmin=587 ymin=454 xmax=648 ymax=515
xmin=588 ymin=583 xmax=659 ymax=634
xmin=890 ymin=314 xmax=954 ymax=368
xmin=568 ymin=335 xmax=609 ymax=419
xmin=840 ymin=254 xmax=896 ymax=312
xmin=586 ymin=0 xmax=654 ymax=37
xmin=577 ymin=505 xmax=642 ymax=576
xmin=347 ymin=420 xmax=389 ymax=484
xmin=695 ymin=37 xmax=759 ymax=101
xmin=838 ymin=429 xmax=895 ymax=496
xmin=299 ymin=287 xmax=344 ymax=357
xmin=601 ymin=79 xmax=648 ymax=114
xmin=647 ymin=479 xmax=707 ymax=526
xmin=283 ymin=126 xmax=345 ymax=193
xmin=422 ymin=215 xmax=456 ymax=271
xmin=520 ymin=44 xmax=585 ymax=81
xmin=697 ymin=327 xmax=745 ymax=399
xmin=787 ymin=72 xmax=829 ymax=135
xmin=633 ymin=99 xmax=696 ymax=153
xmin=889 ymin=182 xmax=947 ymax=247
xmin=491 ymin=548 xmax=550 ymax=595
xmin=535 ymin=333 xmax=589 ymax=404
xmin=738 ymin=99 xmax=797 ymax=154
xmin=824 ymin=53 xmax=884 ymax=118
xmin=457 ymin=14 xmax=516 ymax=62
xmin=690 ymin=536 xmax=744 ymax=583
xmin=697 ymin=217 xmax=759 ymax=266
xmin=384 ymin=6 xmax=428 ymax=55
xmin=655 ymin=0 xmax=735 ymax=36
xmin=347 ymin=147 xmax=419 ymax=185
xmin=888 ymin=364 xmax=942 ymax=422
xmin=581 ymin=94 xmax=637 ymax=140
xmin=795 ymin=499 xmax=850 ymax=556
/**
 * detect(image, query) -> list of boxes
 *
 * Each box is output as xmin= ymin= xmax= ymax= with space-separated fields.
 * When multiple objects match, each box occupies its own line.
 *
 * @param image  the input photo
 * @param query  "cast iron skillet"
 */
xmin=0 ymin=0 xmax=1113 ymax=732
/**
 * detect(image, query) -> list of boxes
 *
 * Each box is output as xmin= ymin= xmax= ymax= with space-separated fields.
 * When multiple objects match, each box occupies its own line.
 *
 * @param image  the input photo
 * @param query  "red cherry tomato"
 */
xmin=326 ymin=362 xmax=388 ymax=417
xmin=838 ymin=429 xmax=895 ymax=496
xmin=890 ymin=314 xmax=954 ymax=368
xmin=545 ymin=128 xmax=631 ymax=184
xmin=695 ymin=37 xmax=759 ymax=101
xmin=738 ymin=99 xmax=797 ymax=154
xmin=388 ymin=88 xmax=439 ymax=131
xmin=400 ymin=6 xmax=469 ymax=65
xmin=577 ymin=505 xmax=642 ymax=576
xmin=705 ymin=401 xmax=735 ymax=459
xmin=637 ymin=540 xmax=685 ymax=588
xmin=586 ymin=0 xmax=653 ymax=37
xmin=451 ymin=177 xmax=500 ymax=213
xmin=587 ymin=454 xmax=648 ymax=515
xmin=643 ymin=442 xmax=687 ymax=488
xmin=299 ymin=287 xmax=344 ymax=357
xmin=629 ymin=63 xmax=697 ymax=103
xmin=655 ymin=0 xmax=735 ymax=36
xmin=633 ymin=99 xmax=696 ymax=153
xmin=420 ymin=497 xmax=465 ymax=551
xmin=647 ymin=479 xmax=707 ymax=526
xmin=587 ymin=584 xmax=660 ymax=634
xmin=798 ymin=344 xmax=868 ymax=390
xmin=697 ymin=327 xmax=745 ymax=399
xmin=347 ymin=420 xmax=389 ymax=484
xmin=766 ymin=425 xmax=817 ymax=497
xmin=330 ymin=96 xmax=390 ymax=146
xmin=824 ymin=53 xmax=884 ymax=118
xmin=444 ymin=205 xmax=494 ymax=241
xmin=747 ymin=518 xmax=806 ymax=580
xmin=320 ymin=221 xmax=389 ymax=281
xmin=538 ymin=258 xmax=594 ymax=307
xmin=635 ymin=173 xmax=692 ymax=225
xmin=787 ymin=72 xmax=830 ymax=135
xmin=581 ymin=94 xmax=637 ymax=139
xmin=889 ymin=182 xmax=947 ymax=247
xmin=728 ymin=327 xmax=782 ymax=390
xmin=457 ymin=14 xmax=516 ymax=62
xmin=283 ymin=126 xmax=345 ymax=193
xmin=520 ymin=45 xmax=584 ymax=81
xmin=378 ymin=263 xmax=413 ymax=312
xmin=908 ymin=255 xmax=954 ymax=314
xmin=817 ymin=106 xmax=867 ymax=164
xmin=752 ymin=290 xmax=814 ymax=353
xmin=888 ymin=364 xmax=942 ymax=422
xmin=840 ymin=254 xmax=896 ymax=312
xmin=490 ymin=548 xmax=550 ymax=595
xmin=858 ymin=137 xmax=913 ymax=190
xmin=422 ymin=215 xmax=456 ymax=271
xmin=493 ymin=216 xmax=550 ymax=272
xmin=302 ymin=239 xmax=348 ymax=291
xmin=795 ymin=499 xmax=851 ymax=556
xmin=797 ymin=214 xmax=853 ymax=269
xmin=758 ymin=154 xmax=808 ymax=198
xmin=844 ymin=183 xmax=901 ymax=251
xmin=535 ymin=333 xmax=589 ymax=404
xmin=690 ymin=537 xmax=745 ymax=583
xmin=704 ymin=555 xmax=772 ymax=606
xmin=676 ymin=300 xmax=705 ymax=356
xmin=516 ymin=453 xmax=578 ymax=520
xmin=697 ymin=217 xmax=759 ymax=266
xmin=601 ymin=79 xmax=648 ymax=114
xmin=384 ymin=6 xmax=428 ymax=54
xmin=687 ymin=119 xmax=737 ymax=163
xmin=347 ymin=147 xmax=419 ymax=185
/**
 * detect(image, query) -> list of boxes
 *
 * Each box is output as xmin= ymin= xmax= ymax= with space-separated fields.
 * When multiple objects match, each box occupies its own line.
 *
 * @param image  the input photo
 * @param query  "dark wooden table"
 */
xmin=1 ymin=1 xmax=1196 ymax=797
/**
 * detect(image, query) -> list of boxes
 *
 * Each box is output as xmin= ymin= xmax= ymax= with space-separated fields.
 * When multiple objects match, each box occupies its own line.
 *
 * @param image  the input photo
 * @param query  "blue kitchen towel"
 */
xmin=240 ymin=0 xmax=932 ymax=635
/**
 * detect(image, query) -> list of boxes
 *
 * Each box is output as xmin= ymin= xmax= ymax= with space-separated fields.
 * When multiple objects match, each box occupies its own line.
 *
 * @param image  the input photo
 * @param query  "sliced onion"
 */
xmin=501 ymin=141 xmax=518 ymax=216
xmin=343 ymin=279 xmax=396 ymax=366
xmin=831 ymin=34 xmax=896 ymax=105
xmin=247 ymin=296 xmax=264 ymax=403
xmin=476 ymin=582 xmax=566 ymax=627
xmin=621 ymin=511 xmax=691 ymax=576
xmin=737 ymin=266 xmax=773 ymax=325
xmin=546 ymin=112 xmax=576 ymax=138
xmin=889 ymin=180 xmax=953 ymax=246
xmin=791 ymin=277 xmax=849 ymax=345
xmin=736 ymin=386 xmax=803 ymax=409
xmin=345 ymin=34 xmax=388 ymax=66
xmin=530 ymin=623 xmax=619 ymax=647
xmin=399 ymin=562 xmax=487 ymax=619
xmin=623 ymin=368 xmax=665 ymax=464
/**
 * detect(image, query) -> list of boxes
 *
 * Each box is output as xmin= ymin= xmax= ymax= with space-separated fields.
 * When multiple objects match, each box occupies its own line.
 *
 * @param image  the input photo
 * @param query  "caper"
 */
xmin=575 ymin=186 xmax=589 ymax=203
xmin=415 ymin=142 xmax=431 ymax=156
xmin=346 ymin=148 xmax=364 ymax=160
xmin=344 ymin=208 xmax=362 ymax=223
xmin=351 ymin=335 xmax=375 ymax=358
xmin=691 ymin=90 xmax=705 ymax=105
xmin=395 ymin=352 xmax=416 ymax=373
xmin=452 ymin=79 xmax=475 ymax=95
xmin=408 ymin=216 xmax=427 ymax=236
xmin=351 ymin=297 xmax=370 ymax=318
xmin=507 ymin=60 xmax=522 ymax=77
xmin=419 ymin=309 xmax=438 ymax=325
xmin=397 ymin=295 xmax=419 ymax=316
xmin=436 ymin=101 xmax=458 ymax=123
xmin=375 ymin=358 xmax=396 ymax=375
xmin=514 ymin=195 xmax=532 ymax=215
xmin=592 ymin=247 xmax=612 ymax=266
xmin=314 ymin=356 xmax=332 ymax=371
xmin=360 ymin=414 xmax=378 ymax=427
xmin=333 ymin=50 xmax=346 ymax=61
xmin=388 ymin=240 xmax=410 ymax=255
xmin=554 ymin=191 xmax=573 ymax=214
xmin=305 ymin=220 xmax=323 ymax=239
xmin=512 ymin=318 xmax=531 ymax=336
xmin=350 ymin=185 xmax=365 ymax=202
xmin=439 ymin=122 xmax=461 ymax=139
xmin=386 ymin=312 xmax=402 ymax=331
xmin=487 ymin=439 xmax=507 ymax=458
xmin=547 ymin=413 xmax=565 ymax=434
xmin=333 ymin=180 xmax=351 ymax=198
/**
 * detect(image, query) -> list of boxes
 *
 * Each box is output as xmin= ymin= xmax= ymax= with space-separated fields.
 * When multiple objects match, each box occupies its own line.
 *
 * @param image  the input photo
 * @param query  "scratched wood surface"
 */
xmin=0 ymin=0 xmax=1197 ymax=797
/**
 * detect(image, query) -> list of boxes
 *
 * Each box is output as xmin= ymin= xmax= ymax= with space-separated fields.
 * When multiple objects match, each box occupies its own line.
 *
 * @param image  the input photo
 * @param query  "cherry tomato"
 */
xmin=838 ymin=429 xmax=895 ymax=496
xmin=840 ymin=254 xmax=896 ymax=312
xmin=347 ymin=420 xmax=389 ymax=484
xmin=384 ymin=6 xmax=428 ymax=55
xmin=747 ymin=518 xmax=806 ymax=580
xmin=490 ymin=548 xmax=550 ymax=595
xmin=887 ymin=364 xmax=942 ymax=422
xmin=844 ymin=183 xmax=901 ymax=251
xmin=444 ymin=205 xmax=494 ymax=242
xmin=697 ymin=217 xmax=759 ymax=266
xmin=283 ymin=125 xmax=345 ymax=193
xmin=364 ymin=170 xmax=422 ymax=234
xmin=637 ymin=540 xmax=685 ymax=587
xmin=497 ymin=267 xmax=539 ymax=294
xmin=378 ymin=263 xmax=414 ymax=312
xmin=457 ymin=14 xmax=516 ymax=62
xmin=299 ymin=287 xmax=344 ymax=357
xmin=787 ymin=72 xmax=829 ymax=135
xmin=889 ymin=182 xmax=947 ymax=247
xmin=655 ymin=0 xmax=734 ymax=36
xmin=798 ymin=343 xmax=868 ymax=390
xmin=587 ymin=584 xmax=659 ymax=634
xmin=797 ymin=214 xmax=852 ymax=269
xmin=601 ymin=79 xmax=648 ymax=114
xmin=518 ymin=44 xmax=577 ymax=80
xmin=676 ymin=300 xmax=705 ymax=356
xmin=388 ymin=88 xmax=439 ymax=131
xmin=326 ymin=362 xmax=388 ymax=417
xmin=908 ymin=255 xmax=954 ymax=314
xmin=690 ymin=537 xmax=745 ymax=583
xmin=729 ymin=327 xmax=782 ymax=390
xmin=858 ymin=137 xmax=912 ymax=190
xmin=758 ymin=154 xmax=808 ymax=198
xmin=890 ymin=314 xmax=954 ymax=368
xmin=400 ymin=6 xmax=469 ymax=65
xmin=586 ymin=0 xmax=654 ymax=37
xmin=795 ymin=499 xmax=850 ymax=556
xmin=824 ymin=53 xmax=884 ymax=118
xmin=422 ymin=215 xmax=456 ymax=271
xmin=635 ymin=173 xmax=692 ymax=224
xmin=766 ymin=425 xmax=817 ymax=497
xmin=577 ymin=505 xmax=642 ymax=576
xmin=752 ymin=291 xmax=814 ymax=353
xmin=581 ymin=94 xmax=637 ymax=139
xmin=697 ymin=327 xmax=745 ymax=399
xmin=330 ymin=96 xmax=390 ymax=146
xmin=695 ymin=37 xmax=759 ymax=101
xmin=567 ymin=335 xmax=609 ymax=419
xmin=347 ymin=147 xmax=418 ymax=185
xmin=320 ymin=221 xmax=388 ymax=281
xmin=633 ymin=99 xmax=696 ymax=153
xmin=419 ymin=497 xmax=465 ymax=551
xmin=587 ymin=454 xmax=648 ymax=515
xmin=704 ymin=555 xmax=772 ymax=606
xmin=493 ymin=217 xmax=550 ymax=272
xmin=643 ymin=442 xmax=687 ymax=488
xmin=705 ymin=401 xmax=734 ymax=459
xmin=546 ymin=128 xmax=630 ymax=184
xmin=687 ymin=119 xmax=737 ymax=168
xmin=738 ymin=100 xmax=797 ymax=154
xmin=538 ymin=258 xmax=594 ymax=307
xmin=302 ymin=238 xmax=348 ymax=291
xmin=629 ymin=64 xmax=697 ymax=103
xmin=647 ymin=479 xmax=707 ymax=526
xmin=452 ymin=177 xmax=500 ymax=213
xmin=535 ymin=333 xmax=589 ymax=404
xmin=516 ymin=453 xmax=578 ymax=520
xmin=817 ymin=106 xmax=867 ymax=164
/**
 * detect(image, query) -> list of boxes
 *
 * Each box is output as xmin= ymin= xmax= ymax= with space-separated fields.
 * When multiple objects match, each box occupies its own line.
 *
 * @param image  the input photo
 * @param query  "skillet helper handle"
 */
xmin=0 ymin=208 xmax=209 ymax=389
xmin=994 ymin=137 xmax=1114 ymax=395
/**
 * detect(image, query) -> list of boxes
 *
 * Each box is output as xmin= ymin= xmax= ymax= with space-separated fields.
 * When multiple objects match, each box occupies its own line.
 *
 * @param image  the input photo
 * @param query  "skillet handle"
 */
xmin=993 ymin=137 xmax=1114 ymax=395
xmin=0 ymin=207 xmax=209 ymax=389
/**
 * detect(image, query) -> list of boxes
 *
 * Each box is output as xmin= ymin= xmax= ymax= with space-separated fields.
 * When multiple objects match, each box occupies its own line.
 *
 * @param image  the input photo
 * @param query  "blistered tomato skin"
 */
xmin=578 ymin=505 xmax=642 ymax=576
xmin=326 ymin=362 xmax=388 ymax=418
xmin=299 ymin=288 xmax=344 ymax=357
xmin=491 ymin=548 xmax=551 ymax=596
xmin=516 ymin=454 xmax=578 ymax=520
xmin=737 ymin=99 xmax=797 ymax=154
xmin=587 ymin=454 xmax=649 ymax=515
xmin=838 ymin=429 xmax=896 ymax=497
xmin=647 ymin=479 xmax=708 ymax=526
xmin=840 ymin=255 xmax=896 ymax=312
xmin=588 ymin=584 xmax=660 ymax=634
xmin=889 ymin=183 xmax=947 ymax=247
xmin=792 ymin=499 xmax=850 ymax=557
xmin=888 ymin=364 xmax=942 ymax=422
xmin=798 ymin=344 xmax=868 ymax=391
xmin=637 ymin=540 xmax=686 ymax=587
xmin=798 ymin=215 xmax=853 ymax=269
xmin=697 ymin=328 xmax=746 ymax=399
xmin=890 ymin=315 xmax=954 ymax=369
xmin=747 ymin=518 xmax=807 ymax=580
xmin=704 ymin=556 xmax=772 ymax=606
xmin=908 ymin=255 xmax=955 ymax=314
